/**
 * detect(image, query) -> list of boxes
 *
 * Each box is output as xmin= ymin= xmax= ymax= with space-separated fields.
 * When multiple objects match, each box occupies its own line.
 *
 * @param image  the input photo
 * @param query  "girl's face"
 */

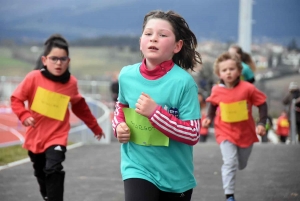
xmin=140 ymin=18 xmax=183 ymax=69
xmin=42 ymin=47 xmax=70 ymax=76
xmin=218 ymin=59 xmax=241 ymax=87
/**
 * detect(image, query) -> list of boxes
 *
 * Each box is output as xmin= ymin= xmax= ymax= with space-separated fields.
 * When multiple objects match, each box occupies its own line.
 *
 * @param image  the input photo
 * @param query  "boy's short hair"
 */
xmin=213 ymin=52 xmax=243 ymax=75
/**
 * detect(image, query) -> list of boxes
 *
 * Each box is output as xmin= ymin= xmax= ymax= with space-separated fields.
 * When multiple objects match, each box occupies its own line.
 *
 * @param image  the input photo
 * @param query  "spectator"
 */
xmin=282 ymin=81 xmax=300 ymax=142
xmin=276 ymin=110 xmax=289 ymax=143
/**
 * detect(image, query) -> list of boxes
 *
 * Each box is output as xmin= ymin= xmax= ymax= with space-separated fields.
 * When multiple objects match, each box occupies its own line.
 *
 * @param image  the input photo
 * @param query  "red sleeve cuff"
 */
xmin=20 ymin=112 xmax=32 ymax=123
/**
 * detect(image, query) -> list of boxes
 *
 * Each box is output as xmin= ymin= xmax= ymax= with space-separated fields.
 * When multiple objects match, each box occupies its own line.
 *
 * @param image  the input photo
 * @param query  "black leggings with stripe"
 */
xmin=124 ymin=178 xmax=193 ymax=201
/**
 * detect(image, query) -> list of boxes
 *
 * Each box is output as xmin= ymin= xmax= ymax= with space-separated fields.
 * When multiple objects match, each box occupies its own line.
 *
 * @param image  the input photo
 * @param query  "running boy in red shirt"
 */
xmin=202 ymin=52 xmax=268 ymax=201
xmin=10 ymin=34 xmax=105 ymax=201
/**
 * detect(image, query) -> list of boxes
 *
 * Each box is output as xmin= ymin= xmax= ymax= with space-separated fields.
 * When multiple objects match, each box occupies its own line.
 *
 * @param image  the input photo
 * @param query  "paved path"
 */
xmin=0 ymin=142 xmax=299 ymax=201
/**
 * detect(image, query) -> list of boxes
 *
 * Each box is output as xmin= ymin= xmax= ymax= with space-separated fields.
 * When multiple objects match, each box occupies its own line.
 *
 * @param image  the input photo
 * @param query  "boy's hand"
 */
xmin=135 ymin=92 xmax=157 ymax=118
xmin=256 ymin=125 xmax=266 ymax=136
xmin=23 ymin=117 xmax=35 ymax=127
xmin=202 ymin=118 xmax=211 ymax=128
xmin=116 ymin=122 xmax=130 ymax=143
xmin=95 ymin=133 xmax=106 ymax=141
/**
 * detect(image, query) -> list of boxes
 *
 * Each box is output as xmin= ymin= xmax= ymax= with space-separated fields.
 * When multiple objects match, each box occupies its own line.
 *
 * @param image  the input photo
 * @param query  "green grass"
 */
xmin=0 ymin=56 xmax=32 ymax=76
xmin=0 ymin=142 xmax=75 ymax=166
xmin=0 ymin=145 xmax=28 ymax=166
xmin=0 ymin=46 xmax=142 ymax=78
xmin=69 ymin=46 xmax=141 ymax=77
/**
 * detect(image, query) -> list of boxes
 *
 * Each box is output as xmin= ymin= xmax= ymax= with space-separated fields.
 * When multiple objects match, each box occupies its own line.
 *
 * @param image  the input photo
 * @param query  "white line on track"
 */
xmin=0 ymin=123 xmax=25 ymax=142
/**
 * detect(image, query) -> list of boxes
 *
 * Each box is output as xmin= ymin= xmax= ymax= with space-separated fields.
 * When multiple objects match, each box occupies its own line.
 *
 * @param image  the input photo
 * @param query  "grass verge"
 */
xmin=0 ymin=145 xmax=27 ymax=166
xmin=0 ymin=142 xmax=75 ymax=166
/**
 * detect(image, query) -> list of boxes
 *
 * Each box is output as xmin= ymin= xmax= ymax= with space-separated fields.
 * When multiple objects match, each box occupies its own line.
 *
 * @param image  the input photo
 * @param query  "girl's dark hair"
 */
xmin=229 ymin=45 xmax=243 ymax=58
xmin=142 ymin=10 xmax=202 ymax=71
xmin=34 ymin=54 xmax=44 ymax=70
xmin=43 ymin=34 xmax=69 ymax=56
xmin=243 ymin=52 xmax=256 ymax=72
xmin=229 ymin=44 xmax=256 ymax=72
xmin=229 ymin=44 xmax=248 ymax=64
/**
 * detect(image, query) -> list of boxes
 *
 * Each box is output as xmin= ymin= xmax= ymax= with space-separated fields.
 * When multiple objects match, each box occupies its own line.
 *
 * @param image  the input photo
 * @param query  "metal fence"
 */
xmin=289 ymin=99 xmax=298 ymax=144
xmin=0 ymin=76 xmax=113 ymax=146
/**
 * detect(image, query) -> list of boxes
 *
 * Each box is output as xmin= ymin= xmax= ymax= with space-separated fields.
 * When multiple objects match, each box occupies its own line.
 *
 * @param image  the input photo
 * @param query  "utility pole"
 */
xmin=238 ymin=0 xmax=253 ymax=53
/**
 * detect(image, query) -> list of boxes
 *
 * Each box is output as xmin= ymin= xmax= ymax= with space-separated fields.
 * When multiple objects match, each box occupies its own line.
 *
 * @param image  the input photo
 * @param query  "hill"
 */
xmin=0 ymin=0 xmax=300 ymax=44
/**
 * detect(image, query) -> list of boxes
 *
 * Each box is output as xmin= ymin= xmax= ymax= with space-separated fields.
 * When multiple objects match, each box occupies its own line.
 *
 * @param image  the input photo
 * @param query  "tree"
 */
xmin=287 ymin=38 xmax=299 ymax=52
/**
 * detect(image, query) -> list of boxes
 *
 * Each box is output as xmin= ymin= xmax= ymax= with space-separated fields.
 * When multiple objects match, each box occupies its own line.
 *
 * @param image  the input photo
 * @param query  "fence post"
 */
xmin=290 ymin=99 xmax=297 ymax=144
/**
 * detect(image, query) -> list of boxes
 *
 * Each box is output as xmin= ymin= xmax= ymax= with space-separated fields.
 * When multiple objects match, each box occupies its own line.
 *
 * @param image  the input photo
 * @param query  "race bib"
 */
xmin=123 ymin=108 xmax=169 ymax=146
xmin=31 ymin=87 xmax=70 ymax=121
xmin=220 ymin=100 xmax=248 ymax=123
xmin=279 ymin=119 xmax=289 ymax=127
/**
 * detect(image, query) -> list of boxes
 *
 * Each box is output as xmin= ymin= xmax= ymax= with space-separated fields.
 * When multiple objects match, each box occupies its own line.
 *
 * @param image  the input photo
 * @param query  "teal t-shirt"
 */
xmin=241 ymin=62 xmax=254 ymax=81
xmin=118 ymin=62 xmax=200 ymax=193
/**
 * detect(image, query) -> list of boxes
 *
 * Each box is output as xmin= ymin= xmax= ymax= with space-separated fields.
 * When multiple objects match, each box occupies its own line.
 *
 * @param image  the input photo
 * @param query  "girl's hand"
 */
xmin=95 ymin=133 xmax=106 ymax=141
xmin=23 ymin=117 xmax=35 ymax=127
xmin=116 ymin=122 xmax=130 ymax=143
xmin=202 ymin=118 xmax=211 ymax=128
xmin=256 ymin=125 xmax=266 ymax=136
xmin=135 ymin=92 xmax=157 ymax=118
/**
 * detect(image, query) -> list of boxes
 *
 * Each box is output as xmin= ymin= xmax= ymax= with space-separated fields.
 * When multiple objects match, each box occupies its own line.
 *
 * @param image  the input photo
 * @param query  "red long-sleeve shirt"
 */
xmin=11 ymin=70 xmax=103 ymax=153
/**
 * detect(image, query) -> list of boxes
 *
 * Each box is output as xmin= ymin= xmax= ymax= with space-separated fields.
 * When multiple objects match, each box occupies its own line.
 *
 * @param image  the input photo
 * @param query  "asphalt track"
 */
xmin=0 ymin=140 xmax=299 ymax=201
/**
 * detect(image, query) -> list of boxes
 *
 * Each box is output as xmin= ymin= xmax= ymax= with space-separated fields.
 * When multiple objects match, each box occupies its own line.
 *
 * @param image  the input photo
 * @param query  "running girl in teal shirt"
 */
xmin=112 ymin=10 xmax=202 ymax=201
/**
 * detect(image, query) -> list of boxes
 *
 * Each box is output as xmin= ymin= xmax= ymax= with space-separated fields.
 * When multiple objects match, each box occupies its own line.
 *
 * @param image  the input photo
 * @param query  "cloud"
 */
xmin=0 ymin=0 xmax=137 ymax=20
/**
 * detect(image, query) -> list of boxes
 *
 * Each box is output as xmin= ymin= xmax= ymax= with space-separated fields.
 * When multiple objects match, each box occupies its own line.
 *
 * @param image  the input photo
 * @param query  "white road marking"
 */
xmin=0 ymin=123 xmax=25 ymax=142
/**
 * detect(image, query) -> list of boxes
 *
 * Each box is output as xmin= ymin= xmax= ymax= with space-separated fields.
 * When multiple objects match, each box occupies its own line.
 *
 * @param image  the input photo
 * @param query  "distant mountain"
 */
xmin=0 ymin=0 xmax=299 ymax=45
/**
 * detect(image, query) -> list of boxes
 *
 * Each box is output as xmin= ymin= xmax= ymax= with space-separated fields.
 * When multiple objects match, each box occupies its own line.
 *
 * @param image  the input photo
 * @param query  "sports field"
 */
xmin=0 ymin=104 xmax=80 ymax=147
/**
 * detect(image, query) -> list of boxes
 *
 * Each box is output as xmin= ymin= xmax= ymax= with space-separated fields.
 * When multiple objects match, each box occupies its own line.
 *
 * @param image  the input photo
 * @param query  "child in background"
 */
xmin=228 ymin=45 xmax=255 ymax=83
xmin=11 ymin=34 xmax=105 ymax=201
xmin=202 ymin=52 xmax=267 ymax=201
xmin=198 ymin=92 xmax=208 ymax=142
xmin=276 ymin=111 xmax=289 ymax=143
xmin=243 ymin=52 xmax=256 ymax=73
xmin=261 ymin=115 xmax=273 ymax=143
xmin=112 ymin=10 xmax=202 ymax=201
xmin=199 ymin=110 xmax=208 ymax=142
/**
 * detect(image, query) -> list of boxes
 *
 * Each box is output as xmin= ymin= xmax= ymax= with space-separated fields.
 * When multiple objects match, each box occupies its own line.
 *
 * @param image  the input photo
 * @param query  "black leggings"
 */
xmin=28 ymin=145 xmax=66 ymax=201
xmin=124 ymin=178 xmax=193 ymax=201
xmin=279 ymin=136 xmax=287 ymax=143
